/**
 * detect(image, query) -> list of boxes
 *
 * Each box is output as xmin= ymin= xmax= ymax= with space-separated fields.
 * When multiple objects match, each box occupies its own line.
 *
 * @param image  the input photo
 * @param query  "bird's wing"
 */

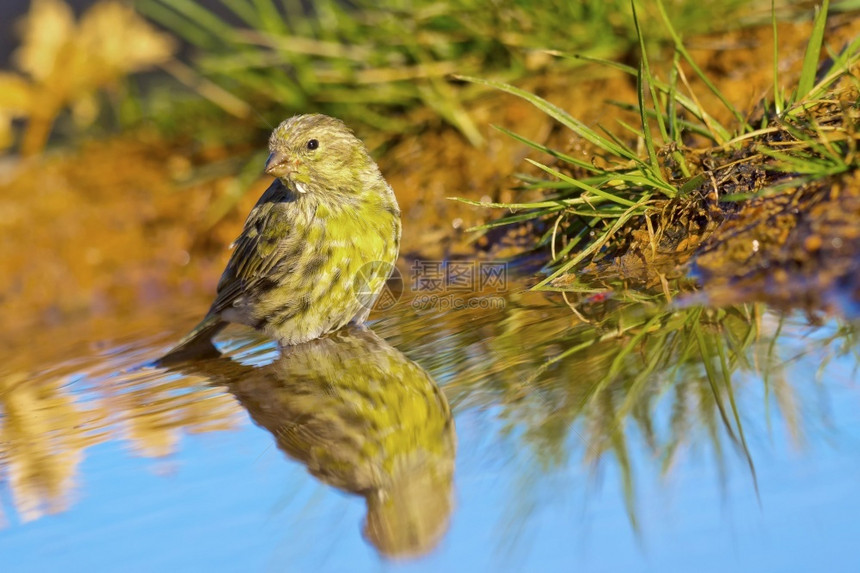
xmin=208 ymin=180 xmax=300 ymax=316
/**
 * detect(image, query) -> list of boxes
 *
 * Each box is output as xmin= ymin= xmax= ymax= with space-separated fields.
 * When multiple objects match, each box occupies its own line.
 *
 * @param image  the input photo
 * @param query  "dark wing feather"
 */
xmin=208 ymin=179 xmax=299 ymax=316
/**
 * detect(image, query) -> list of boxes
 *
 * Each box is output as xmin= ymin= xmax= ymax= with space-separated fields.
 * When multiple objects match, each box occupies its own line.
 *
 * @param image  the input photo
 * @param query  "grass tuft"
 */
xmin=459 ymin=0 xmax=859 ymax=289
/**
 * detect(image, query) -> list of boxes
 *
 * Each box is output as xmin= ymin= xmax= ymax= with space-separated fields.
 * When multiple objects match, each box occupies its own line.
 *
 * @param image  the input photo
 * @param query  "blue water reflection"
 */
xmin=1 ymin=286 xmax=858 ymax=572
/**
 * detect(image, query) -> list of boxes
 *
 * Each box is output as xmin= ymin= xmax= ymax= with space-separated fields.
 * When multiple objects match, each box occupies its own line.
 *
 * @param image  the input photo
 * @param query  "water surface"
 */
xmin=1 ymin=273 xmax=859 ymax=572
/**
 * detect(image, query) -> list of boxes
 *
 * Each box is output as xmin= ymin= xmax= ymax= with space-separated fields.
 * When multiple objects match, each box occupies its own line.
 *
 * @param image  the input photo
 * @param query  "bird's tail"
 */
xmin=155 ymin=314 xmax=227 ymax=367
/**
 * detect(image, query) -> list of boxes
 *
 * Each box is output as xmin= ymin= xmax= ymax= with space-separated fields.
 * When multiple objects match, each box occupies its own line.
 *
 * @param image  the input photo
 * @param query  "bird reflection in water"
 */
xmin=166 ymin=325 xmax=456 ymax=559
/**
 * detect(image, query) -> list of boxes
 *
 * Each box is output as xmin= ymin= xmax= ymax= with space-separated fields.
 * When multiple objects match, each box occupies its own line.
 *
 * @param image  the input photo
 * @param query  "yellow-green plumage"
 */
xmin=160 ymin=114 xmax=400 ymax=362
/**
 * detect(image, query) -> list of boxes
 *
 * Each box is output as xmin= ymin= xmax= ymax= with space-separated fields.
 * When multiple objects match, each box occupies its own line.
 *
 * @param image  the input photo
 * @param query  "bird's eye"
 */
xmin=306 ymin=139 xmax=319 ymax=150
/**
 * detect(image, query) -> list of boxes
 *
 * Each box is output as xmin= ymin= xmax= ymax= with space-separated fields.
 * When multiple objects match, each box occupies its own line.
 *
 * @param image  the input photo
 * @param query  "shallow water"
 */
xmin=1 ymin=269 xmax=859 ymax=572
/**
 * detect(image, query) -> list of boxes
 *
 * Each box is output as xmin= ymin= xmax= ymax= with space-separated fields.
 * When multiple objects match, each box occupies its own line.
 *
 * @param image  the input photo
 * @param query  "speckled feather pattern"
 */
xmin=164 ymin=114 xmax=400 ymax=354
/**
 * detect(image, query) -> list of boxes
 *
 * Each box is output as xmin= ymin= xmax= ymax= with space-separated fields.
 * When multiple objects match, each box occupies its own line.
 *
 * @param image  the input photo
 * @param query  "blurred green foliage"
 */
xmin=138 ymin=0 xmax=768 ymax=145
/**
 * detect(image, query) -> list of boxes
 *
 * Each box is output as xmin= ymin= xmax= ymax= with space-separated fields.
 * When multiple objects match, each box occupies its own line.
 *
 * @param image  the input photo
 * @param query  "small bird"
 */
xmin=160 ymin=114 xmax=401 ymax=363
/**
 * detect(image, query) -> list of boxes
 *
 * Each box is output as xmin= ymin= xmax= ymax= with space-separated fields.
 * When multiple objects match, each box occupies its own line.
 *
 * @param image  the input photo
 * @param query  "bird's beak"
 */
xmin=264 ymin=152 xmax=290 ymax=178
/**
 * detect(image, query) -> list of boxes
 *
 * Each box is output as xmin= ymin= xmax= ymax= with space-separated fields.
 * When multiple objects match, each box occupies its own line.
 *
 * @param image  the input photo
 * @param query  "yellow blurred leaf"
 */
xmin=0 ymin=113 xmax=14 ymax=150
xmin=14 ymin=0 xmax=75 ymax=82
xmin=0 ymin=72 xmax=36 ymax=114
xmin=78 ymin=1 xmax=176 ymax=78
xmin=4 ymin=0 xmax=177 ymax=155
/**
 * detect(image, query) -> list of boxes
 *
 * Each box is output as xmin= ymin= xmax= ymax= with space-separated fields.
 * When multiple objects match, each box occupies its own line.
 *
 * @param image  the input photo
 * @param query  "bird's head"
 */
xmin=265 ymin=114 xmax=376 ymax=195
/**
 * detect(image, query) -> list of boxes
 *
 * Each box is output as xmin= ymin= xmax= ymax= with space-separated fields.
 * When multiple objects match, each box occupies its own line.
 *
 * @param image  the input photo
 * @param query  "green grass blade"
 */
xmin=714 ymin=332 xmax=760 ymax=494
xmin=637 ymin=61 xmax=662 ymax=177
xmin=632 ymin=0 xmax=668 ymax=176
xmin=694 ymin=327 xmax=740 ymax=445
xmin=788 ymin=36 xmax=860 ymax=109
xmin=606 ymin=170 xmax=677 ymax=197
xmin=668 ymin=51 xmax=682 ymax=142
xmin=455 ymin=75 xmax=637 ymax=161
xmin=526 ymin=159 xmax=638 ymax=207
xmin=156 ymin=0 xmax=234 ymax=37
xmin=571 ymin=52 xmax=731 ymax=143
xmin=220 ymin=0 xmax=260 ymax=27
xmin=492 ymin=125 xmax=609 ymax=175
xmin=137 ymin=0 xmax=219 ymax=48
xmin=450 ymin=196 xmax=605 ymax=210
xmin=534 ymin=198 xmax=648 ymax=288
xmin=771 ymin=0 xmax=783 ymax=114
xmin=252 ymin=0 xmax=289 ymax=34
xmin=465 ymin=207 xmax=560 ymax=232
xmin=796 ymin=0 xmax=830 ymax=100
xmin=656 ymin=0 xmax=750 ymax=132
xmin=609 ymin=100 xmax=715 ymax=140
